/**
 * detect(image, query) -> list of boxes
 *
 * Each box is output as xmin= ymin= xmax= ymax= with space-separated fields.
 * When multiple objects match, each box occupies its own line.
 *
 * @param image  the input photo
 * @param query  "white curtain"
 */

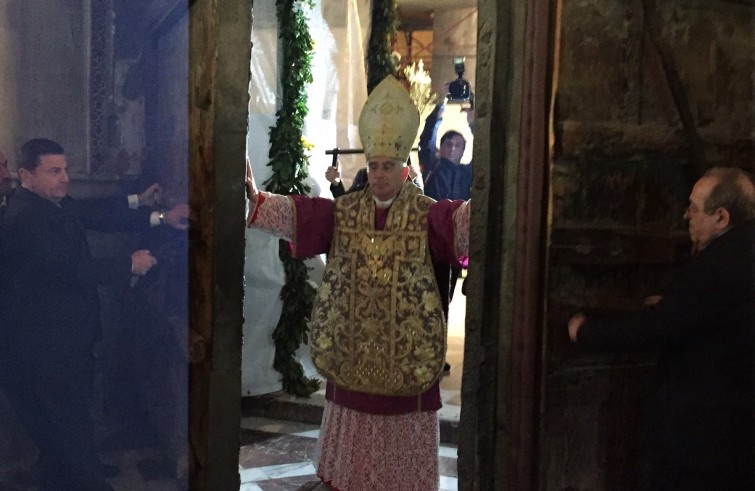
xmin=242 ymin=0 xmax=370 ymax=396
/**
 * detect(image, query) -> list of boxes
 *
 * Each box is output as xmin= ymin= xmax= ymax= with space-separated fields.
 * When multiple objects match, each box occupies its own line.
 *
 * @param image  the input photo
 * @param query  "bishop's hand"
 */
xmin=246 ymin=158 xmax=259 ymax=205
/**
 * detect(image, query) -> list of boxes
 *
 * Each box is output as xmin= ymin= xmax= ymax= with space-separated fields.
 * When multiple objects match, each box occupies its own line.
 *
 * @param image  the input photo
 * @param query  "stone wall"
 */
xmin=0 ymin=0 xmax=88 ymax=173
xmin=543 ymin=1 xmax=753 ymax=488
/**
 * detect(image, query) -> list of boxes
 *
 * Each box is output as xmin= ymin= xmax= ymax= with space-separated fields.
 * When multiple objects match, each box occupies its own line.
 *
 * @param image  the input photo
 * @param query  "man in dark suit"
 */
xmin=0 ymin=138 xmax=187 ymax=490
xmin=568 ymin=167 xmax=754 ymax=490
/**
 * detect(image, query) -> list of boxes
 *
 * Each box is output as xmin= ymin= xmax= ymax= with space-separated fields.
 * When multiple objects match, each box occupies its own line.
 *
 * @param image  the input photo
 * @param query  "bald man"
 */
xmin=568 ymin=167 xmax=754 ymax=490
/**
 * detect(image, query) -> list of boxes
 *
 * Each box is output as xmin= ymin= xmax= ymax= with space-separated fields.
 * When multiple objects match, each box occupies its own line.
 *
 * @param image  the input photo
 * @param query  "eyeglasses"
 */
xmin=685 ymin=203 xmax=723 ymax=217
xmin=685 ymin=203 xmax=700 ymax=215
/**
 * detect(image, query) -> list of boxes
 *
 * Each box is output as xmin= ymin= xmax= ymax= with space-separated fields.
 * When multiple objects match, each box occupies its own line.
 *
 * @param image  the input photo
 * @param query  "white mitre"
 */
xmin=358 ymin=75 xmax=420 ymax=162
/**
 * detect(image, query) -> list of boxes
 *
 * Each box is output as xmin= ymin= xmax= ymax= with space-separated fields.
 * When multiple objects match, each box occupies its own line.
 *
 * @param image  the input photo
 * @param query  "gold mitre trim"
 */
xmin=358 ymin=76 xmax=420 ymax=162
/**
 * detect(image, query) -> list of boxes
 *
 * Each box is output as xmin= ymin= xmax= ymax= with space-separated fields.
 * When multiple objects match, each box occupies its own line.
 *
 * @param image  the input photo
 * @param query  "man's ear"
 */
xmin=716 ymin=207 xmax=731 ymax=229
xmin=401 ymin=165 xmax=410 ymax=181
xmin=18 ymin=168 xmax=31 ymax=184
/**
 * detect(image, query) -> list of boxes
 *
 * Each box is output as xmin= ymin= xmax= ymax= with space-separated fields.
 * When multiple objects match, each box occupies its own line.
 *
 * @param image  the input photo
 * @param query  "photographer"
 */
xmin=418 ymin=62 xmax=474 ymax=372
xmin=418 ymin=100 xmax=472 ymax=201
xmin=418 ymin=58 xmax=474 ymax=201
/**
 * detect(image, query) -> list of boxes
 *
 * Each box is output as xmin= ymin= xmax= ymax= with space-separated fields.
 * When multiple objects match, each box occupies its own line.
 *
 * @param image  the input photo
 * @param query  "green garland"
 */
xmin=265 ymin=0 xmax=319 ymax=397
xmin=261 ymin=0 xmax=398 ymax=397
xmin=366 ymin=0 xmax=398 ymax=93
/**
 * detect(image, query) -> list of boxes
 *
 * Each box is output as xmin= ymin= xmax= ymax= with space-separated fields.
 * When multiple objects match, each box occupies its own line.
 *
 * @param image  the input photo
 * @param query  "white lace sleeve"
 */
xmin=453 ymin=200 xmax=471 ymax=257
xmin=246 ymin=192 xmax=294 ymax=242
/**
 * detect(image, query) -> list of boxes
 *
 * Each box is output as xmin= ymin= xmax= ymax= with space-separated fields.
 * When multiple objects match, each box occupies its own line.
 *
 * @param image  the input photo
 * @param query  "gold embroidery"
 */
xmin=310 ymin=182 xmax=447 ymax=396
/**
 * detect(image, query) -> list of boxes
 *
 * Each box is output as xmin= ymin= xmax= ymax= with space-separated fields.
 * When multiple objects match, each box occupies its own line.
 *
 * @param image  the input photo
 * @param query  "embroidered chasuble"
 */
xmin=249 ymin=181 xmax=469 ymax=410
xmin=307 ymin=183 xmax=446 ymax=396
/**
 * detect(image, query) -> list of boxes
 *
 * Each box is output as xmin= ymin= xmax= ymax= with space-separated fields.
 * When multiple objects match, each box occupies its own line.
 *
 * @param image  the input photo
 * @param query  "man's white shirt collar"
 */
xmin=373 ymin=195 xmax=396 ymax=209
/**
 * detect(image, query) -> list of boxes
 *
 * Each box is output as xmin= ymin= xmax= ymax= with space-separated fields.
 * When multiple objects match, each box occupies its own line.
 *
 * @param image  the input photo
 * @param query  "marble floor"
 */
xmin=238 ymin=417 xmax=459 ymax=491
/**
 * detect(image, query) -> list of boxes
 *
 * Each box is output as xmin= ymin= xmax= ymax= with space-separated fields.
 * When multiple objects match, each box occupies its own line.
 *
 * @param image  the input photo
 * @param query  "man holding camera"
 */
xmin=418 ymin=87 xmax=473 ymax=201
xmin=418 ymin=70 xmax=474 ymax=354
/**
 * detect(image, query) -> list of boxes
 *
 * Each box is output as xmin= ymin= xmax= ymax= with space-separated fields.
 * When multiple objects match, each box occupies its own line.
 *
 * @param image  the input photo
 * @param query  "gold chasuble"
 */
xmin=309 ymin=182 xmax=447 ymax=397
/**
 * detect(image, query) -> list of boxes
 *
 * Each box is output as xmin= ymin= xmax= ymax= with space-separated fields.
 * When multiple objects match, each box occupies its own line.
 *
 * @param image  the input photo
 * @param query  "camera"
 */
xmin=447 ymin=56 xmax=471 ymax=103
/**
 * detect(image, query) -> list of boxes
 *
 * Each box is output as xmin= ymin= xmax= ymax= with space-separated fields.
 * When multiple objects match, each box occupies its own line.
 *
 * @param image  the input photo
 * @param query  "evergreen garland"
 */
xmin=265 ymin=0 xmax=320 ymax=397
xmin=366 ymin=0 xmax=398 ymax=93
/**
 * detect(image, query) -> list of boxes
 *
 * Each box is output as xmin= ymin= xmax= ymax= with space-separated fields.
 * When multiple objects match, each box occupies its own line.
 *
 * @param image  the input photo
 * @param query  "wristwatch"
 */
xmin=158 ymin=211 xmax=166 ymax=225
